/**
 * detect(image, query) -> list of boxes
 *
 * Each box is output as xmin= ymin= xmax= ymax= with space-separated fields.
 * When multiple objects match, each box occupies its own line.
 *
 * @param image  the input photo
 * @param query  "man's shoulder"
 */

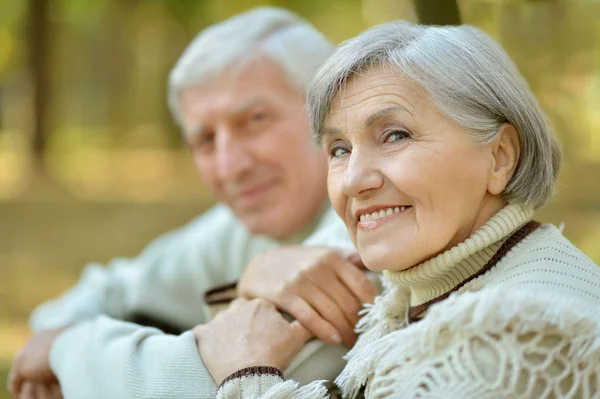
xmin=145 ymin=204 xmax=251 ymax=257
xmin=303 ymin=205 xmax=354 ymax=249
xmin=182 ymin=203 xmax=247 ymax=237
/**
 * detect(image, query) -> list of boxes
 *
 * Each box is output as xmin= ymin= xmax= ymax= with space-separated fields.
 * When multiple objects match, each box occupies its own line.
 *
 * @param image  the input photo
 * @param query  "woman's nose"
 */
xmin=342 ymin=146 xmax=384 ymax=198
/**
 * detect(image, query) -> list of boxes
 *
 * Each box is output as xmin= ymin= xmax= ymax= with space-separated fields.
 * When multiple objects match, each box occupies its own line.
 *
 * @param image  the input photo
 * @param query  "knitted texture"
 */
xmin=342 ymin=288 xmax=600 ymax=399
xmin=384 ymin=202 xmax=534 ymax=307
xmin=217 ymin=204 xmax=600 ymax=399
xmin=217 ymin=375 xmax=329 ymax=399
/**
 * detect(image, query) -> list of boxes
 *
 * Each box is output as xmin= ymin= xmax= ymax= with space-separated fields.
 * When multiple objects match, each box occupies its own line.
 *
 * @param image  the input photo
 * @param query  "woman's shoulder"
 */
xmin=475 ymin=222 xmax=600 ymax=304
xmin=339 ymin=285 xmax=600 ymax=399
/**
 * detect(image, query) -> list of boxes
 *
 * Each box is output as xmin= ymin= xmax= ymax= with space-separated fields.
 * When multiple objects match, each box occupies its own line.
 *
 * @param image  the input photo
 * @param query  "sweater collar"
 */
xmin=383 ymin=203 xmax=534 ymax=307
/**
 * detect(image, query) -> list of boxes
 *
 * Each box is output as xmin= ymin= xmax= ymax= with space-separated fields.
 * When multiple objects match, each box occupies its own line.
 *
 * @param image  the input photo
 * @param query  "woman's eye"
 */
xmin=330 ymin=146 xmax=349 ymax=158
xmin=384 ymin=130 xmax=409 ymax=143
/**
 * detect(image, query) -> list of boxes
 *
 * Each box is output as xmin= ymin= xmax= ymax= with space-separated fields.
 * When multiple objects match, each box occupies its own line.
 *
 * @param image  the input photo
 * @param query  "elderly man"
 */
xmin=8 ymin=7 xmax=379 ymax=399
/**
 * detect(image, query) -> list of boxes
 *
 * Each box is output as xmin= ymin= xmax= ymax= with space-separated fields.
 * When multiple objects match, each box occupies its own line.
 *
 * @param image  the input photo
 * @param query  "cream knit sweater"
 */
xmin=35 ymin=203 xmax=355 ymax=399
xmin=217 ymin=203 xmax=600 ymax=399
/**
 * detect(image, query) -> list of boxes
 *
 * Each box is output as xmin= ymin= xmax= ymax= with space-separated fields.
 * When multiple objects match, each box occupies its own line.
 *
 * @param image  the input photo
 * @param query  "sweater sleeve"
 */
xmin=30 ymin=205 xmax=248 ymax=332
xmin=50 ymin=316 xmax=218 ymax=399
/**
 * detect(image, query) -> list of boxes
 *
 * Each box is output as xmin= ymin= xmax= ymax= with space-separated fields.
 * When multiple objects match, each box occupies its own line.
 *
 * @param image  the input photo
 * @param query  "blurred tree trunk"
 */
xmin=28 ymin=0 xmax=51 ymax=163
xmin=414 ymin=0 xmax=462 ymax=25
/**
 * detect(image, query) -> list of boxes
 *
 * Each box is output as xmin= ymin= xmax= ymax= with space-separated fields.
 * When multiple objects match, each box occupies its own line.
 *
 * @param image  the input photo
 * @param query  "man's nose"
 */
xmin=214 ymin=131 xmax=253 ymax=181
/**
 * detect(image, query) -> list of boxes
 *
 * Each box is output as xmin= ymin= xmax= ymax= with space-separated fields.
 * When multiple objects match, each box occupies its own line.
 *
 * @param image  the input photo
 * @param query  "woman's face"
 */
xmin=323 ymin=66 xmax=509 ymax=271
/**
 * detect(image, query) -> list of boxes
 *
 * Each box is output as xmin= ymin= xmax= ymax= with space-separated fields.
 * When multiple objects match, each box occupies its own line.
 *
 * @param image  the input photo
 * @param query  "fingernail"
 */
xmin=332 ymin=333 xmax=342 ymax=344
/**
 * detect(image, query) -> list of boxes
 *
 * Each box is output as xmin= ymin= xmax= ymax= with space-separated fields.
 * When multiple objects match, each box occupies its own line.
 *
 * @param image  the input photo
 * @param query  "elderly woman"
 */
xmin=194 ymin=21 xmax=600 ymax=398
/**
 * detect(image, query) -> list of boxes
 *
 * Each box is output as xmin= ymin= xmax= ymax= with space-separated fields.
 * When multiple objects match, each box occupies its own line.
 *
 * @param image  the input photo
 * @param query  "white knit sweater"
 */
xmin=33 ymin=203 xmax=355 ymax=399
xmin=217 ymin=203 xmax=600 ymax=398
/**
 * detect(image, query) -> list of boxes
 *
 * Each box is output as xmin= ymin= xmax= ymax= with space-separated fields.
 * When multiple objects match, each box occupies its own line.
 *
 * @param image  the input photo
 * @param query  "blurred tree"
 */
xmin=414 ymin=0 xmax=461 ymax=25
xmin=29 ymin=0 xmax=51 ymax=162
xmin=499 ymin=1 xmax=598 ymax=160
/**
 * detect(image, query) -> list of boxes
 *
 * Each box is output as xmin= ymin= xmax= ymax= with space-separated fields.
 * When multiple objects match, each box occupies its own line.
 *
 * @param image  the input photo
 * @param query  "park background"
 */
xmin=1 ymin=0 xmax=599 ymax=396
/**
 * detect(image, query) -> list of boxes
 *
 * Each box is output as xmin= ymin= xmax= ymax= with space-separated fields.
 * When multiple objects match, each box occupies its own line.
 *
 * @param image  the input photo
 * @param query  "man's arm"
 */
xmin=10 ymin=205 xmax=272 ymax=398
xmin=51 ymin=316 xmax=218 ymax=399
xmin=30 ymin=204 xmax=239 ymax=333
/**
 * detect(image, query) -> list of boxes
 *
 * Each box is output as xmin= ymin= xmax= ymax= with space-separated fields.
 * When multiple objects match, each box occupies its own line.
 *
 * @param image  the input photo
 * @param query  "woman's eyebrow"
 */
xmin=365 ymin=105 xmax=411 ymax=127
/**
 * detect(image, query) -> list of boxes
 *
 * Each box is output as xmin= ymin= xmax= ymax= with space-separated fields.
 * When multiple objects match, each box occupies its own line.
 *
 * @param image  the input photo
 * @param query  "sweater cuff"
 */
xmin=204 ymin=281 xmax=238 ymax=305
xmin=217 ymin=367 xmax=284 ymax=397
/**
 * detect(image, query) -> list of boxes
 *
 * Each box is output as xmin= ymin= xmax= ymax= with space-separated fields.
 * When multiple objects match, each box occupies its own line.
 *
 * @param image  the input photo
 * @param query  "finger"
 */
xmin=34 ymin=383 xmax=49 ymax=399
xmin=7 ymin=365 xmax=23 ymax=398
xmin=19 ymin=381 xmax=35 ymax=399
xmin=341 ymin=250 xmax=366 ymax=269
xmin=308 ymin=273 xmax=362 ymax=326
xmin=47 ymin=383 xmax=63 ymax=399
xmin=277 ymin=294 xmax=341 ymax=345
xmin=299 ymin=280 xmax=357 ymax=348
xmin=229 ymin=297 xmax=248 ymax=309
xmin=335 ymin=260 xmax=379 ymax=304
xmin=289 ymin=320 xmax=313 ymax=343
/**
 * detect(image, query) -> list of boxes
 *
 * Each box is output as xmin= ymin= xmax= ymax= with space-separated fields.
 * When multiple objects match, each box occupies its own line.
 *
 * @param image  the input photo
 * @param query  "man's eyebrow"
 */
xmin=365 ymin=105 xmax=411 ymax=127
xmin=232 ymin=97 xmax=269 ymax=116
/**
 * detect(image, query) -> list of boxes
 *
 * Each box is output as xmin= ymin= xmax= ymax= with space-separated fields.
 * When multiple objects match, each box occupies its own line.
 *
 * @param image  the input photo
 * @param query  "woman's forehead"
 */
xmin=327 ymin=75 xmax=427 ymax=123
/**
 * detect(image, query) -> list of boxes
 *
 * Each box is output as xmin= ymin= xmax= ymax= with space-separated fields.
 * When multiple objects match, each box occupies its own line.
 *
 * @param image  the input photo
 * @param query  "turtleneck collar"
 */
xmin=383 ymin=202 xmax=534 ymax=308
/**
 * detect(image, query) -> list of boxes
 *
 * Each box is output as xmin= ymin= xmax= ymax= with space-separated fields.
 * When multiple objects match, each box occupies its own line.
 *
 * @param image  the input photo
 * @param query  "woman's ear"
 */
xmin=488 ymin=123 xmax=520 ymax=195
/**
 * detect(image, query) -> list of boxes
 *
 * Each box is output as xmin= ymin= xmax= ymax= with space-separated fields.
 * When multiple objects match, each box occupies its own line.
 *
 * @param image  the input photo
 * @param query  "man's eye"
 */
xmin=250 ymin=112 xmax=268 ymax=122
xmin=199 ymin=134 xmax=214 ymax=143
xmin=190 ymin=134 xmax=215 ymax=153
xmin=383 ymin=130 xmax=410 ymax=143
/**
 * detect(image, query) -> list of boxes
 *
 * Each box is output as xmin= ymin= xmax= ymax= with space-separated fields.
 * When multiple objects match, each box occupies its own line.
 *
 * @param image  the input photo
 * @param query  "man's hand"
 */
xmin=194 ymin=298 xmax=312 ymax=385
xmin=237 ymin=247 xmax=379 ymax=347
xmin=7 ymin=327 xmax=68 ymax=398
xmin=11 ymin=381 xmax=62 ymax=399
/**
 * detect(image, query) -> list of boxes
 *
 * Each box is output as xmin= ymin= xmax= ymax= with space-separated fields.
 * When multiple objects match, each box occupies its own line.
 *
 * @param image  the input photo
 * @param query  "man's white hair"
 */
xmin=307 ymin=21 xmax=562 ymax=209
xmin=168 ymin=6 xmax=335 ymax=125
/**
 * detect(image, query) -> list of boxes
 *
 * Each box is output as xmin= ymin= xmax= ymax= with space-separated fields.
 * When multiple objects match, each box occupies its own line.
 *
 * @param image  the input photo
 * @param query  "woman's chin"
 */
xmin=361 ymin=249 xmax=414 ymax=272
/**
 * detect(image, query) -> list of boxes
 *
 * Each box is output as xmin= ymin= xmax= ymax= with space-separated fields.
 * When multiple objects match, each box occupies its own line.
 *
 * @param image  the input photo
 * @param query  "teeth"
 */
xmin=359 ymin=206 xmax=409 ymax=222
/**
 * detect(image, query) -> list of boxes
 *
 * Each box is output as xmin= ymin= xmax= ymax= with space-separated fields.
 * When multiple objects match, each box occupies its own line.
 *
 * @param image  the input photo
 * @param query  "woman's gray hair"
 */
xmin=168 ymin=6 xmax=334 ymax=125
xmin=307 ymin=21 xmax=562 ymax=209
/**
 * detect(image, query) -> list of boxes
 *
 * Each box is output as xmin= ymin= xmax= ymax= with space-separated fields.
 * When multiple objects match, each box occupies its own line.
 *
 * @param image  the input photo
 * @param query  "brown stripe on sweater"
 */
xmin=219 ymin=366 xmax=284 ymax=389
xmin=204 ymin=281 xmax=238 ymax=305
xmin=408 ymin=220 xmax=541 ymax=322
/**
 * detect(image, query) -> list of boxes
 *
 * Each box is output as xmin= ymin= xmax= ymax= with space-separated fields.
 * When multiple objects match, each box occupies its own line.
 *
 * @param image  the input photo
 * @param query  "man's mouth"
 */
xmin=234 ymin=180 xmax=279 ymax=207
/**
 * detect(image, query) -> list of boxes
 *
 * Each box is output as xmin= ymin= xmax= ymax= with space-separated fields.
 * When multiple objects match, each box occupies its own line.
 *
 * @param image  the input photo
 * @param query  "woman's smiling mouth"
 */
xmin=356 ymin=206 xmax=412 ymax=230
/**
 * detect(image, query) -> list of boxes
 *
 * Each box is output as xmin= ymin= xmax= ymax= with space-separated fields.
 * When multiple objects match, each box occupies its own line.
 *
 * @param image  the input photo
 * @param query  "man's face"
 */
xmin=179 ymin=56 xmax=328 ymax=240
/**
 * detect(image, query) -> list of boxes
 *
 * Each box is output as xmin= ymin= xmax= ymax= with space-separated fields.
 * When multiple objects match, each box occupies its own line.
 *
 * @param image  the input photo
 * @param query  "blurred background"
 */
xmin=0 ymin=0 xmax=599 ymax=395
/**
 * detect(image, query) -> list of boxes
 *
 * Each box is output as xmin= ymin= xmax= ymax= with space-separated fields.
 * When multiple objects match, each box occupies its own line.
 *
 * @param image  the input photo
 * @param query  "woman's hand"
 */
xmin=194 ymin=298 xmax=312 ymax=385
xmin=238 ymin=246 xmax=378 ymax=348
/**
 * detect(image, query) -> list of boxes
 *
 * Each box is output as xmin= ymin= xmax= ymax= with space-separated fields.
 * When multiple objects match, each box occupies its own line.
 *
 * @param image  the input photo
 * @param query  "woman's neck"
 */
xmin=383 ymin=202 xmax=535 ymax=314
